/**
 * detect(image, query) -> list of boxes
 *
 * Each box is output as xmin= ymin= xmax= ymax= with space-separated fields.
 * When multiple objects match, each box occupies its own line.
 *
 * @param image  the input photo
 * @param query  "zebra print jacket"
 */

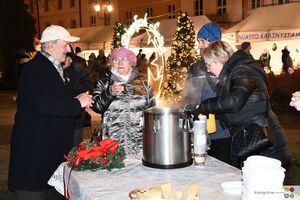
xmin=92 ymin=68 xmax=155 ymax=155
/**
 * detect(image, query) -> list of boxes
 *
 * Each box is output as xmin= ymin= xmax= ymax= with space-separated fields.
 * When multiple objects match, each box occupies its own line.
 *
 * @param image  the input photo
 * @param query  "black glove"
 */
xmin=191 ymin=106 xmax=201 ymax=121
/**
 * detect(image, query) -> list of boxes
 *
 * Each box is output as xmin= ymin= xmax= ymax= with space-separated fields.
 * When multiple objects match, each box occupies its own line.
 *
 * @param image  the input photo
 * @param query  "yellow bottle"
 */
xmin=207 ymin=114 xmax=216 ymax=134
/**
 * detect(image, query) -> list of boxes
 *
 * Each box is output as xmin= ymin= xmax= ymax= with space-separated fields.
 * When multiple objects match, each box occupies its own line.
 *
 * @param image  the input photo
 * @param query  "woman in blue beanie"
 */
xmin=183 ymin=22 xmax=232 ymax=164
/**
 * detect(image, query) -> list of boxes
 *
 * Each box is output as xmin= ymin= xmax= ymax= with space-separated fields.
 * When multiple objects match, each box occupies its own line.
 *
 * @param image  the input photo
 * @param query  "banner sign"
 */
xmin=237 ymin=30 xmax=300 ymax=43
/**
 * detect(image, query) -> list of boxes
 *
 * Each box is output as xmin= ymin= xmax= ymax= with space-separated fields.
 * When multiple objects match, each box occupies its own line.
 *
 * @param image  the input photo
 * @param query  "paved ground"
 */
xmin=0 ymin=90 xmax=299 ymax=199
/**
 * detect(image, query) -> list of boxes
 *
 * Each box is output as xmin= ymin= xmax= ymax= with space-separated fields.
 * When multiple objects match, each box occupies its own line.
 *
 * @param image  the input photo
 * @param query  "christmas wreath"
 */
xmin=65 ymin=138 xmax=126 ymax=171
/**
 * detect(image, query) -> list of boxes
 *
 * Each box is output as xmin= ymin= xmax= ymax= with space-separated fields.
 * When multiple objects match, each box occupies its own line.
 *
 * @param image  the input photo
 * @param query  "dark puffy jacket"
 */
xmin=183 ymin=59 xmax=231 ymax=140
xmin=198 ymin=50 xmax=291 ymax=166
xmin=199 ymin=50 xmax=268 ymax=133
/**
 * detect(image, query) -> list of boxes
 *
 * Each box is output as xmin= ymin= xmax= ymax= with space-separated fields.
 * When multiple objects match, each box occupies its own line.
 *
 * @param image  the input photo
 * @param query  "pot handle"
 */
xmin=179 ymin=118 xmax=193 ymax=133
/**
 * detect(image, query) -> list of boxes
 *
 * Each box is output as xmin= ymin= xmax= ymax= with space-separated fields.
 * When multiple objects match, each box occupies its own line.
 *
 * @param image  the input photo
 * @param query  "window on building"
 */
xmin=57 ymin=0 xmax=62 ymax=10
xmin=194 ymin=0 xmax=203 ymax=16
xmin=90 ymin=15 xmax=96 ymax=26
xmin=146 ymin=7 xmax=153 ymax=18
xmin=71 ymin=19 xmax=77 ymax=28
xmin=70 ymin=0 xmax=75 ymax=8
xmin=89 ymin=0 xmax=96 ymax=4
xmin=104 ymin=14 xmax=111 ymax=25
xmin=217 ymin=0 xmax=226 ymax=14
xmin=168 ymin=4 xmax=176 ymax=19
xmin=251 ymin=0 xmax=260 ymax=9
xmin=146 ymin=8 xmax=153 ymax=22
xmin=278 ymin=0 xmax=289 ymax=4
xmin=44 ymin=0 xmax=49 ymax=11
xmin=126 ymin=11 xmax=132 ymax=27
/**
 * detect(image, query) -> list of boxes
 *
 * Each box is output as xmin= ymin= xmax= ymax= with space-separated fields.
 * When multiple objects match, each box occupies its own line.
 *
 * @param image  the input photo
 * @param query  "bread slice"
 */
xmin=162 ymin=182 xmax=177 ymax=200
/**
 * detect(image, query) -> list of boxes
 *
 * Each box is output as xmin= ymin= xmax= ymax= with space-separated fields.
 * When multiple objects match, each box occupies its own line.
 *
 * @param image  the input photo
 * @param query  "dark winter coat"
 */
xmin=64 ymin=55 xmax=94 ymax=129
xmin=197 ymin=50 xmax=291 ymax=166
xmin=183 ymin=59 xmax=230 ymax=140
xmin=8 ymin=52 xmax=82 ymax=191
xmin=199 ymin=50 xmax=269 ymax=133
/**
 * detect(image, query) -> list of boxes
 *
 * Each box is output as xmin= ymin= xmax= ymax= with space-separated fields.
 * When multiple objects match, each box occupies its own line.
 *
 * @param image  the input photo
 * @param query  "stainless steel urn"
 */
xmin=142 ymin=107 xmax=193 ymax=169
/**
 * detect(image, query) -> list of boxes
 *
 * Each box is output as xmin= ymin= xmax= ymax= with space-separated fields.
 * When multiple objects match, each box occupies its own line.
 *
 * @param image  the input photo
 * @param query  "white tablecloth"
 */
xmin=48 ymin=155 xmax=242 ymax=200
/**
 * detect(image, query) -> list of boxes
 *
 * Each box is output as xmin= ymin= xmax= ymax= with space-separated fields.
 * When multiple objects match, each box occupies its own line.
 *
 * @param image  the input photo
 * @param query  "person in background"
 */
xmin=136 ymin=49 xmax=143 ymax=69
xmin=136 ymin=48 xmax=143 ymax=60
xmin=95 ymin=49 xmax=108 ymax=80
xmin=241 ymin=41 xmax=254 ymax=60
xmin=281 ymin=46 xmax=294 ymax=74
xmin=96 ymin=49 xmax=107 ymax=63
xmin=75 ymin=46 xmax=81 ymax=54
xmin=87 ymin=53 xmax=99 ymax=86
xmin=8 ymin=25 xmax=94 ymax=200
xmin=70 ymin=45 xmax=87 ymax=66
xmin=259 ymin=48 xmax=271 ymax=73
xmin=92 ymin=47 xmax=155 ymax=155
xmin=75 ymin=46 xmax=85 ymax=59
xmin=183 ymin=22 xmax=232 ymax=164
xmin=138 ymin=53 xmax=148 ymax=78
xmin=63 ymin=47 xmax=94 ymax=147
xmin=290 ymin=91 xmax=300 ymax=111
xmin=193 ymin=41 xmax=289 ymax=168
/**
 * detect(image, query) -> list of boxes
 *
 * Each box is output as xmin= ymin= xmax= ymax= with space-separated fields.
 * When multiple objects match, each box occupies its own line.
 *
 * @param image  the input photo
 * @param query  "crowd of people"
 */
xmin=8 ymin=22 xmax=299 ymax=199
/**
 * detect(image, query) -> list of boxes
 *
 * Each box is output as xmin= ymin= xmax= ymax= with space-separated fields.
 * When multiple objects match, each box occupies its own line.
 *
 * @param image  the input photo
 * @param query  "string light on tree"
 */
xmin=111 ymin=22 xmax=126 ymax=50
xmin=161 ymin=11 xmax=198 ymax=105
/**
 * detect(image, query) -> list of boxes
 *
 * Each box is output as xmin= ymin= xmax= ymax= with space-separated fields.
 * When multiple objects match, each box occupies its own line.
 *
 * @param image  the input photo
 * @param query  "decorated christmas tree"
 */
xmin=111 ymin=22 xmax=126 ymax=50
xmin=161 ymin=11 xmax=198 ymax=106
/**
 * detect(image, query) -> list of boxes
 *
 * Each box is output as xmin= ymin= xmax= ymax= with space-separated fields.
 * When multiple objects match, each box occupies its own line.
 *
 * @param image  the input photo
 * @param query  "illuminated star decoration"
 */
xmin=121 ymin=14 xmax=165 ymax=102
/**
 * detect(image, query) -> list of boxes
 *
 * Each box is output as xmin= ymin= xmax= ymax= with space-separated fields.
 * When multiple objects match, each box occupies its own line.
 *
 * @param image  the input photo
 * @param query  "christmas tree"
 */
xmin=161 ymin=11 xmax=198 ymax=106
xmin=111 ymin=22 xmax=126 ymax=50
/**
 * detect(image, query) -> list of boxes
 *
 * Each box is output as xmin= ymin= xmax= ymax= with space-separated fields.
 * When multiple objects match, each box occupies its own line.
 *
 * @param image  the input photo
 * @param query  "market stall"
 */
xmin=66 ymin=25 xmax=115 ymax=59
xmin=223 ymin=2 xmax=300 ymax=74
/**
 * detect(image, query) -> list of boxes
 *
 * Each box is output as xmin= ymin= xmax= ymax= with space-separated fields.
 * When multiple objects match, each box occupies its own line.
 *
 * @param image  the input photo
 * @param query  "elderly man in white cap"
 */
xmin=8 ymin=25 xmax=94 ymax=200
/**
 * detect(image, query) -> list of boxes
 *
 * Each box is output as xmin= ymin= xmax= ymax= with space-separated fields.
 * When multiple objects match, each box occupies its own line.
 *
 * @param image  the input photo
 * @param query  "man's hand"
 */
xmin=76 ymin=91 xmax=94 ymax=108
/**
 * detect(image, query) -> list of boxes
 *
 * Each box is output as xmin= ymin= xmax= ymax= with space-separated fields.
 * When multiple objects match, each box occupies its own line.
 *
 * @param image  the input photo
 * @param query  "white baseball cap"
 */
xmin=40 ymin=25 xmax=80 ymax=43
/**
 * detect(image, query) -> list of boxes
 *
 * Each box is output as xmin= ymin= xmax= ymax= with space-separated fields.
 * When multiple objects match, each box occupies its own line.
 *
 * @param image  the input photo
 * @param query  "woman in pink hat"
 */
xmin=92 ymin=47 xmax=156 ymax=155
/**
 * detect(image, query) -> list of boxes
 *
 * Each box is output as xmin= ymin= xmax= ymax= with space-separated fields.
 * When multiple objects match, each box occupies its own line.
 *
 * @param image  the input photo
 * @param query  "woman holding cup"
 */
xmin=92 ymin=47 xmax=156 ymax=155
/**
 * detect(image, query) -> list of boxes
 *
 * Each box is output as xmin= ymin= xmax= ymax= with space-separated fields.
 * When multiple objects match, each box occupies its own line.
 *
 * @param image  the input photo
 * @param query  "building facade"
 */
xmin=24 ymin=0 xmax=297 ymax=37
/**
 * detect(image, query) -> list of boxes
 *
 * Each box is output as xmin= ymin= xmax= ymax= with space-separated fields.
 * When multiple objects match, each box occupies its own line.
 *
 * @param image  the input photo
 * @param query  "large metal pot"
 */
xmin=142 ymin=107 xmax=193 ymax=169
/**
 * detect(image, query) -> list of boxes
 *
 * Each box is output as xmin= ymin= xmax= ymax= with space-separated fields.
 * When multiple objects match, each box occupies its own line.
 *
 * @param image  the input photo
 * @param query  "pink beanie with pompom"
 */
xmin=111 ymin=47 xmax=137 ymax=66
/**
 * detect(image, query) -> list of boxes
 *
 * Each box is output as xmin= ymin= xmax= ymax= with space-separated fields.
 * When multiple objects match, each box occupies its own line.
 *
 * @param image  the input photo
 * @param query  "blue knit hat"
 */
xmin=197 ymin=22 xmax=221 ymax=42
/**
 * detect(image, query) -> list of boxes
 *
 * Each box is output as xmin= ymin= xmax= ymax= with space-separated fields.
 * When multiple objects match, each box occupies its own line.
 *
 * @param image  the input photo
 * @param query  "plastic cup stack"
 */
xmin=242 ymin=155 xmax=285 ymax=200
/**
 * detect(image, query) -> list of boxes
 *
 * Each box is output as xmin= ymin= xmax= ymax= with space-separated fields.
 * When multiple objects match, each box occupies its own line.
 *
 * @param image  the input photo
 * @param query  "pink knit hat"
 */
xmin=111 ymin=47 xmax=137 ymax=66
